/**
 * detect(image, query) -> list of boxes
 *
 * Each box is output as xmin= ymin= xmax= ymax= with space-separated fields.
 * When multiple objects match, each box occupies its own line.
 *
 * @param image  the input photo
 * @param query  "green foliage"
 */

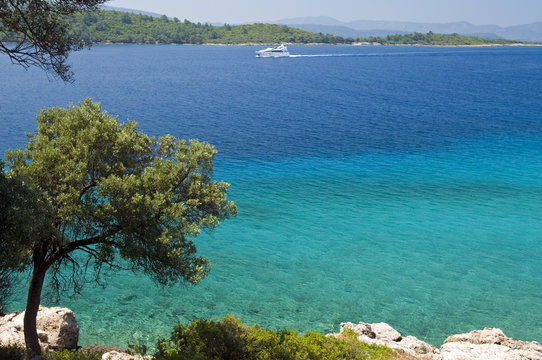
xmin=1 ymin=8 xmax=523 ymax=47
xmin=51 ymin=10 xmax=523 ymax=46
xmin=4 ymin=97 xmax=236 ymax=290
xmin=0 ymin=0 xmax=107 ymax=81
xmin=155 ymin=315 xmax=397 ymax=360
xmin=0 ymin=268 xmax=11 ymax=314
xmin=338 ymin=328 xmax=360 ymax=341
xmin=63 ymin=10 xmax=351 ymax=44
xmin=0 ymin=163 xmax=55 ymax=266
xmin=0 ymin=346 xmax=102 ymax=360
xmin=1 ymin=98 xmax=236 ymax=356
xmin=0 ymin=344 xmax=26 ymax=360
xmin=43 ymin=349 xmax=101 ymax=360
xmin=0 ymin=163 xmax=54 ymax=312
xmin=360 ymin=31 xmax=519 ymax=45
xmin=128 ymin=341 xmax=149 ymax=356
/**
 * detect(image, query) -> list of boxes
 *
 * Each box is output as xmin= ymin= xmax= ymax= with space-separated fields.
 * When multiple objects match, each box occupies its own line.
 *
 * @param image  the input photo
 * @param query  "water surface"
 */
xmin=1 ymin=45 xmax=541 ymax=347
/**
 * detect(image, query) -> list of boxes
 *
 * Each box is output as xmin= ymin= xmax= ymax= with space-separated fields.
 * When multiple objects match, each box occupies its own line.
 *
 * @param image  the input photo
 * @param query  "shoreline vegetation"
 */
xmin=2 ymin=307 xmax=542 ymax=359
xmin=2 ymin=9 xmax=536 ymax=47
xmin=94 ymin=42 xmax=541 ymax=47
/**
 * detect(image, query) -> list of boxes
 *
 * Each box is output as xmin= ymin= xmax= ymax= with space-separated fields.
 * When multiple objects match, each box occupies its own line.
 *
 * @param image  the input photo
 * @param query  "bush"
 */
xmin=43 ymin=349 xmax=102 ymax=360
xmin=0 ymin=346 xmax=102 ymax=360
xmin=0 ymin=268 xmax=13 ymax=315
xmin=155 ymin=315 xmax=397 ymax=360
xmin=0 ymin=345 xmax=26 ymax=360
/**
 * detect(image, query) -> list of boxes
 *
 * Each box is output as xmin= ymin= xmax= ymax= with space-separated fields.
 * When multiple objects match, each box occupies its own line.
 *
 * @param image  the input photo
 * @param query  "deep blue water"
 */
xmin=1 ymin=45 xmax=542 ymax=347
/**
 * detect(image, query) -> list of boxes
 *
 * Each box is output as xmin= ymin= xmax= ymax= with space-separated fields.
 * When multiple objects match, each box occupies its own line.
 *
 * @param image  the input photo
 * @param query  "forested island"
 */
xmin=361 ymin=31 xmax=522 ymax=46
xmin=69 ymin=10 xmax=349 ymax=44
xmin=11 ymin=9 xmax=525 ymax=46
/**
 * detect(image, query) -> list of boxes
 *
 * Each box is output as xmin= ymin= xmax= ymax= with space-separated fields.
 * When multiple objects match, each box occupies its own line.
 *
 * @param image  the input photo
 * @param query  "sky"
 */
xmin=106 ymin=0 xmax=542 ymax=26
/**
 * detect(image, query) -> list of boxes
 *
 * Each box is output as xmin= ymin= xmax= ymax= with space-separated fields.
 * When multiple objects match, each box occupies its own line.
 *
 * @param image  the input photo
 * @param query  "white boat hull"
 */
xmin=256 ymin=52 xmax=290 ymax=58
xmin=255 ymin=44 xmax=290 ymax=58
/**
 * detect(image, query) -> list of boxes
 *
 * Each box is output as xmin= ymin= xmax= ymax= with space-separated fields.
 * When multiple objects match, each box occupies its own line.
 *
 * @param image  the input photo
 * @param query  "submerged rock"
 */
xmin=0 ymin=306 xmax=79 ymax=351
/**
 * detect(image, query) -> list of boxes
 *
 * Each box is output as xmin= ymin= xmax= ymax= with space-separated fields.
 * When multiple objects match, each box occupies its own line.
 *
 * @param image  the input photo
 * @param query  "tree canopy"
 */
xmin=64 ymin=10 xmax=353 ymax=44
xmin=0 ymin=0 xmax=108 ymax=81
xmin=360 ymin=31 xmax=519 ymax=45
xmin=2 ymin=98 xmax=237 ymax=356
xmin=0 ymin=163 xmax=53 ymax=314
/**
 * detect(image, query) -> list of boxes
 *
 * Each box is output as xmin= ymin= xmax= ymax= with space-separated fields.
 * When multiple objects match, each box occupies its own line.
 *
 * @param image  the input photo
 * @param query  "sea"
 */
xmin=1 ymin=45 xmax=541 ymax=347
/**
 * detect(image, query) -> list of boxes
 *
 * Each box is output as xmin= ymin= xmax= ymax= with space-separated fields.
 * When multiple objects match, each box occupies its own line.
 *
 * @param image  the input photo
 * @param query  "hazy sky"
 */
xmin=107 ymin=0 xmax=542 ymax=26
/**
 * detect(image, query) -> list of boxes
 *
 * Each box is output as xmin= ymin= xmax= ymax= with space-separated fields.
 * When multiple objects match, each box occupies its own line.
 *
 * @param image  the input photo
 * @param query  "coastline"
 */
xmin=92 ymin=41 xmax=542 ymax=47
xmin=2 ymin=307 xmax=542 ymax=359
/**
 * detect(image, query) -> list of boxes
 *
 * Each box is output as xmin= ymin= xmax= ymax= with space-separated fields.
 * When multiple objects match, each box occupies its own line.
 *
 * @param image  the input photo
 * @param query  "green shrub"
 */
xmin=155 ymin=315 xmax=397 ymax=360
xmin=0 ymin=346 xmax=102 ymax=360
xmin=337 ymin=328 xmax=360 ymax=341
xmin=0 ymin=344 xmax=25 ymax=360
xmin=43 ymin=349 xmax=102 ymax=360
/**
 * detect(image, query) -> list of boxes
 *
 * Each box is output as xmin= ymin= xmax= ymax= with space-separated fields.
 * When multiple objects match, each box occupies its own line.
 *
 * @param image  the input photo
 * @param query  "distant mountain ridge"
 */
xmin=96 ymin=7 xmax=541 ymax=43
xmin=273 ymin=16 xmax=542 ymax=42
xmin=101 ymin=5 xmax=165 ymax=18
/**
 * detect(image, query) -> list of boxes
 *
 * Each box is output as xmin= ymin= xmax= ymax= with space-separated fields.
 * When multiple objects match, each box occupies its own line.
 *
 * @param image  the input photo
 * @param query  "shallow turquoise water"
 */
xmin=10 ymin=135 xmax=541 ymax=347
xmin=2 ymin=45 xmax=542 ymax=347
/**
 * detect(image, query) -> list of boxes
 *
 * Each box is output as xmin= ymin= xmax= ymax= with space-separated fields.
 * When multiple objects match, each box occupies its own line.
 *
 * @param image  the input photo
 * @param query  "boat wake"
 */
xmin=287 ymin=50 xmax=478 ymax=58
xmin=255 ymin=44 xmax=452 ymax=59
xmin=288 ymin=54 xmax=371 ymax=57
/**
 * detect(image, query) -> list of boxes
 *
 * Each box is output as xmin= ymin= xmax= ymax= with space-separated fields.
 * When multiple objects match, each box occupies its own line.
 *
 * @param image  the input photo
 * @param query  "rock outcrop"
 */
xmin=332 ymin=322 xmax=542 ymax=359
xmin=332 ymin=321 xmax=440 ymax=359
xmin=0 ymin=306 xmax=79 ymax=351
xmin=101 ymin=351 xmax=152 ymax=360
xmin=3 ymin=306 xmax=541 ymax=360
xmin=440 ymin=328 xmax=542 ymax=360
xmin=80 ymin=345 xmax=134 ymax=357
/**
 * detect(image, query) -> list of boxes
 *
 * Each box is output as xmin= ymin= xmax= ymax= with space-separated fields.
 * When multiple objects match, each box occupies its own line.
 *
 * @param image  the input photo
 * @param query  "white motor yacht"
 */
xmin=255 ymin=44 xmax=290 ymax=58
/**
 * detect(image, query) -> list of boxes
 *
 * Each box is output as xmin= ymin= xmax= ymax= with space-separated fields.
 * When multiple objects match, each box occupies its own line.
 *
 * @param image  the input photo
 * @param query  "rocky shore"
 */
xmin=330 ymin=321 xmax=542 ymax=360
xmin=2 ymin=306 xmax=541 ymax=359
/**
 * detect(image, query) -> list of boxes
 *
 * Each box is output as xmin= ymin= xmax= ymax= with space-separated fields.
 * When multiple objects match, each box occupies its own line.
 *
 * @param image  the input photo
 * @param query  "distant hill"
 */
xmin=285 ymin=24 xmax=409 ymax=39
xmin=359 ymin=32 xmax=519 ymax=46
xmin=0 ymin=9 xmax=523 ymax=46
xmin=64 ymin=10 xmax=349 ymax=44
xmin=49 ymin=10 xmax=525 ymax=46
xmin=101 ymin=5 xmax=165 ymax=19
xmin=274 ymin=17 xmax=542 ymax=43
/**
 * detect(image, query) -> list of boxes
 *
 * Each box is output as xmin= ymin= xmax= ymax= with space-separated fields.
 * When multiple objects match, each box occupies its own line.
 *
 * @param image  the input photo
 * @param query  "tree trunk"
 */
xmin=24 ymin=267 xmax=47 ymax=359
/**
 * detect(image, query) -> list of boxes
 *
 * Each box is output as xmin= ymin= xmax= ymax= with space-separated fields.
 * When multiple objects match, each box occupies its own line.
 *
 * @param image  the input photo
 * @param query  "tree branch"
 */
xmin=45 ymin=226 xmax=121 ymax=268
xmin=79 ymin=180 xmax=96 ymax=200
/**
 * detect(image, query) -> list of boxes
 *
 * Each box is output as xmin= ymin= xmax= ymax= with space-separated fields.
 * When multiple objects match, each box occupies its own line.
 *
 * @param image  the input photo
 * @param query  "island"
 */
xmin=44 ymin=10 xmax=534 ymax=46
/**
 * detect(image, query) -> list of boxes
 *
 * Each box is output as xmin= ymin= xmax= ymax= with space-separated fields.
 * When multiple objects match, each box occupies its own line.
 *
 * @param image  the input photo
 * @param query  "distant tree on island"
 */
xmin=1 ymin=99 xmax=237 ymax=358
xmin=63 ymin=10 xmax=354 ymax=44
xmin=0 ymin=0 xmax=109 ymax=81
xmin=4 ymin=9 xmax=515 ymax=46
xmin=359 ymin=31 xmax=519 ymax=45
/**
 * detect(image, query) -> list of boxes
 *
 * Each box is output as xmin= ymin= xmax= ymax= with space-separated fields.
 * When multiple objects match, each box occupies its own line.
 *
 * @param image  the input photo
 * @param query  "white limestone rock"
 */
xmin=340 ymin=321 xmax=376 ymax=338
xmin=444 ymin=327 xmax=508 ymax=345
xmin=102 ymin=351 xmax=152 ymax=360
xmin=0 ymin=311 xmax=24 ymax=347
xmin=0 ymin=306 xmax=79 ymax=351
xmin=334 ymin=321 xmax=440 ymax=358
xmin=440 ymin=328 xmax=542 ymax=360
xmin=334 ymin=322 xmax=542 ymax=360
xmin=370 ymin=322 xmax=403 ymax=342
xmin=396 ymin=336 xmax=441 ymax=359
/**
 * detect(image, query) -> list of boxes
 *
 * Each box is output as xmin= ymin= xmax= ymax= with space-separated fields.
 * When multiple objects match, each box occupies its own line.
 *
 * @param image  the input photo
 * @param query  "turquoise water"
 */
xmin=2 ymin=45 xmax=542 ymax=347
